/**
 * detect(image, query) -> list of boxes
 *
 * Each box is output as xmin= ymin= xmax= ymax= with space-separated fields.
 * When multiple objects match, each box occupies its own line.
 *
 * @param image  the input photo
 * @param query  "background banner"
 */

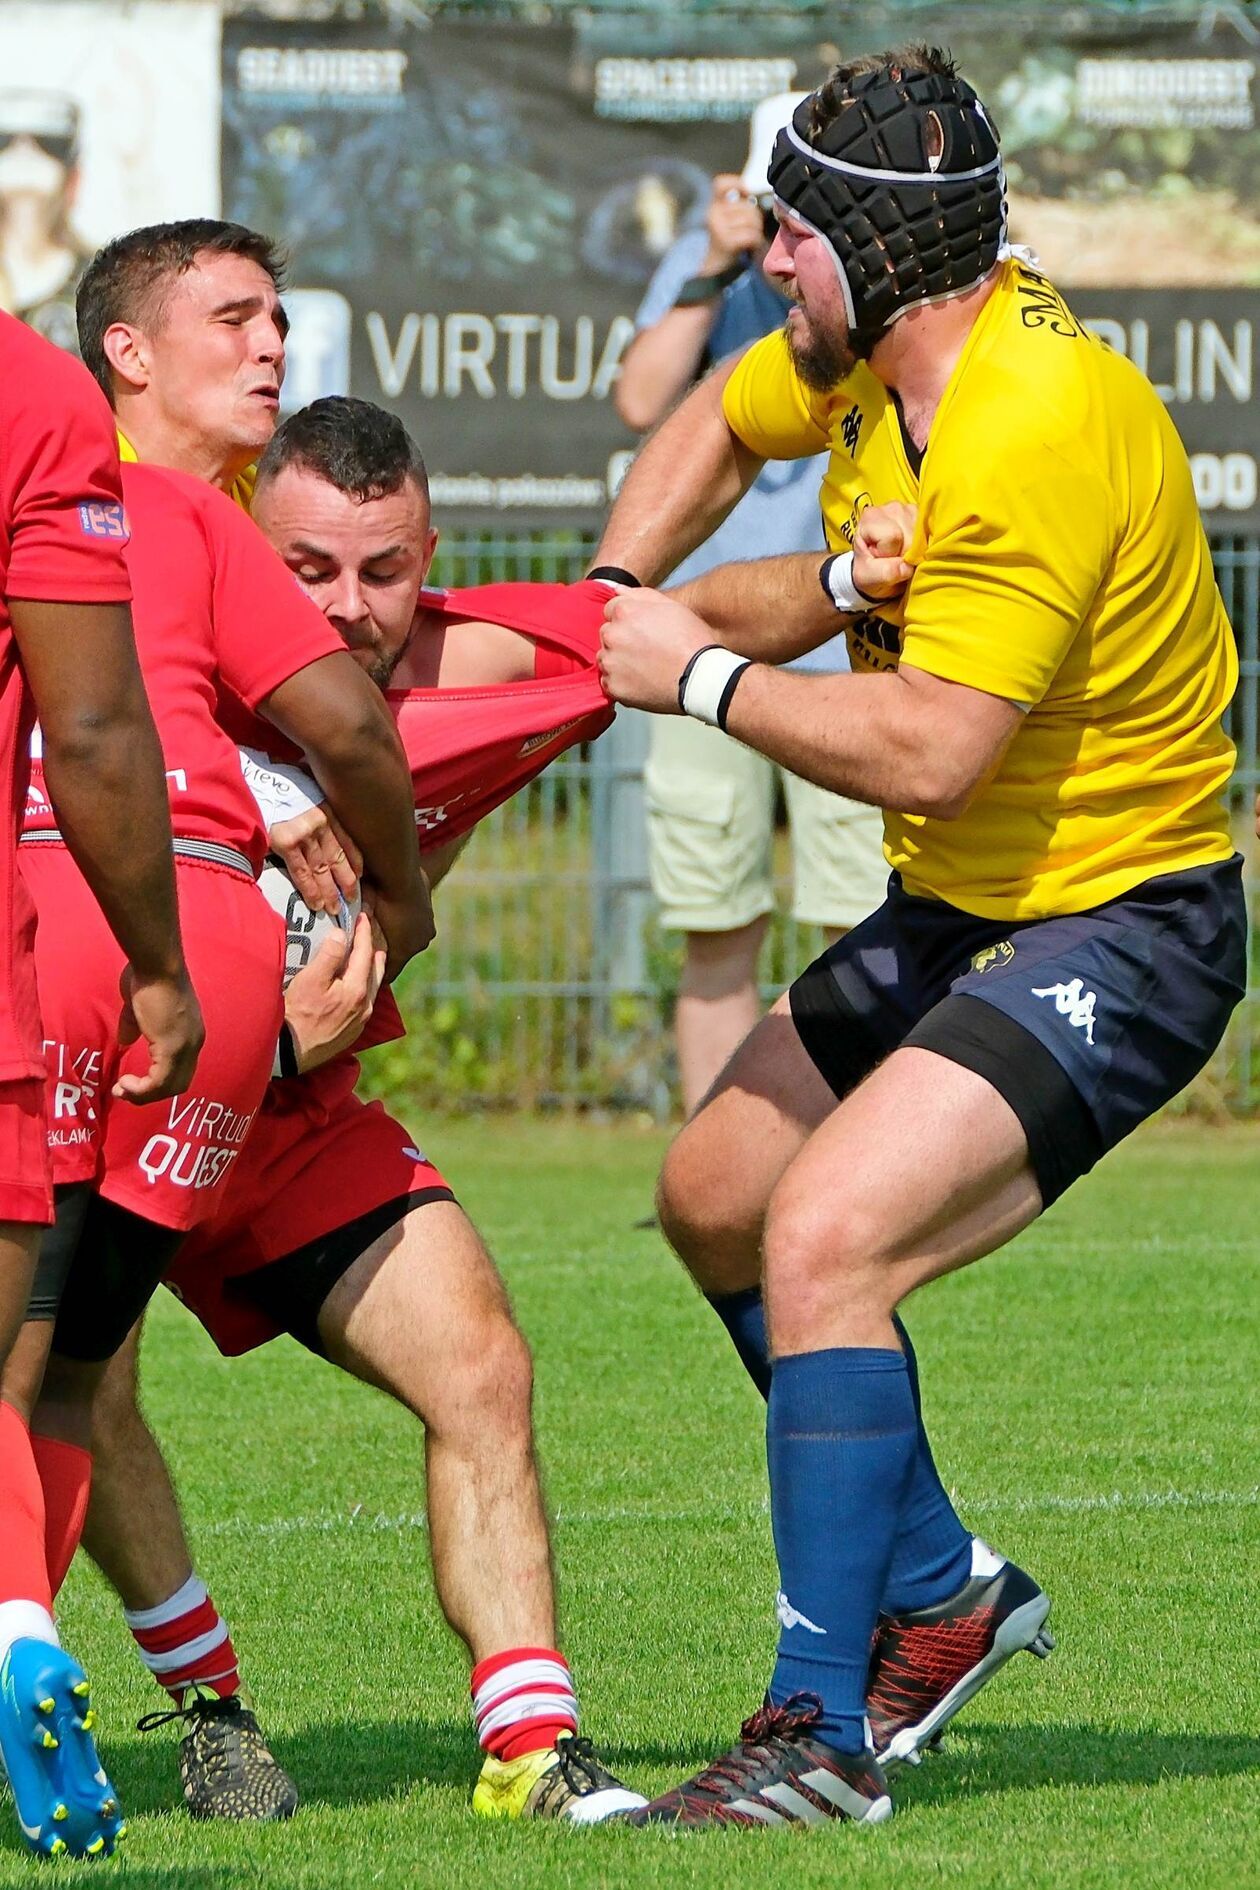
xmin=220 ymin=6 xmax=1260 ymax=528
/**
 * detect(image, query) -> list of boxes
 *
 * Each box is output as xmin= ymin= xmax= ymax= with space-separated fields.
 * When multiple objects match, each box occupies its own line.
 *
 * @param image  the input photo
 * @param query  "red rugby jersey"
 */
xmin=1 ymin=313 xmax=132 ymax=1078
xmin=27 ymin=464 xmax=342 ymax=876
xmin=364 ymin=579 xmax=614 ymax=1054
xmin=389 ymin=579 xmax=614 ymax=843
xmin=217 ymin=577 xmax=613 ymax=1056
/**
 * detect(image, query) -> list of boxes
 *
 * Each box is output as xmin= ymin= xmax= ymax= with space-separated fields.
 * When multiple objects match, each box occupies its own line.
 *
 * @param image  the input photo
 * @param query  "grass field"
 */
xmin=8 ymin=1117 xmax=1257 ymax=1888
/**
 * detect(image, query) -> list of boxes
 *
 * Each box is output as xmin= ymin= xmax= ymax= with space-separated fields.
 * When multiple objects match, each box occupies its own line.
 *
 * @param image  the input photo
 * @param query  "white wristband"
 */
xmin=819 ymin=550 xmax=876 ymax=614
xmin=238 ymin=748 xmax=323 ymax=829
xmin=678 ymin=645 xmax=753 ymax=730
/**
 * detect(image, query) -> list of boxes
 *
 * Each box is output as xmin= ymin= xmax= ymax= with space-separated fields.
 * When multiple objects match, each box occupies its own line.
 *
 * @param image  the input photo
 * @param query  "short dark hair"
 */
xmin=808 ymin=43 xmax=958 ymax=138
xmin=255 ymin=396 xmax=430 ymax=508
xmin=76 ymin=218 xmax=287 ymax=401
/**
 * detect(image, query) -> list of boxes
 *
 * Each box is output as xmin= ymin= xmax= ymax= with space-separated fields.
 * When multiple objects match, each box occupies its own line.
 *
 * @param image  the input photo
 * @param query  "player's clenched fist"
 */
xmin=853 ymin=501 xmax=919 ymax=600
xmin=599 ymin=588 xmax=715 ymax=714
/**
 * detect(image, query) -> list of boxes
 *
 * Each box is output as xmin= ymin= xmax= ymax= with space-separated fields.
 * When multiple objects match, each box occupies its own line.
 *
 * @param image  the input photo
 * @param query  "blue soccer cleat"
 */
xmin=0 ymin=1639 xmax=126 ymax=1859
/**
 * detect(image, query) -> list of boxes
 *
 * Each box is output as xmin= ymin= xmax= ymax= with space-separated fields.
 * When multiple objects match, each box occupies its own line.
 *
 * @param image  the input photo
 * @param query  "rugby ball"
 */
xmin=259 ymin=861 xmax=362 ymax=989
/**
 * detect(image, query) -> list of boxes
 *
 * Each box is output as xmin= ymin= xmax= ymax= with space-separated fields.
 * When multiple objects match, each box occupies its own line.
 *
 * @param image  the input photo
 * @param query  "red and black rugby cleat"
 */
xmin=867 ymin=1545 xmax=1054 ymax=1767
xmin=626 ymin=1694 xmax=892 ymax=1828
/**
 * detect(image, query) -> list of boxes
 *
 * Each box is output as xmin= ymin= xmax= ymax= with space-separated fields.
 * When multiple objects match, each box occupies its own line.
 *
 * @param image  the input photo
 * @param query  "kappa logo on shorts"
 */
xmin=1032 ymin=977 xmax=1097 ymax=1045
xmin=971 ymin=941 xmax=1014 ymax=974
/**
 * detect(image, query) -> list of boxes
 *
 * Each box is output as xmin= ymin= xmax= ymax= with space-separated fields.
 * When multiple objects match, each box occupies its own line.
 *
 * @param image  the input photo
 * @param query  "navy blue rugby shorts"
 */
xmin=788 ymin=856 xmax=1247 ymax=1207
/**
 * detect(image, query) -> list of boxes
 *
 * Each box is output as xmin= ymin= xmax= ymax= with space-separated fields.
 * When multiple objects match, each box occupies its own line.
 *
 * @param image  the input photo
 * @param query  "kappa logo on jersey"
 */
xmin=776 ymin=1591 xmax=826 ymax=1635
xmin=77 ymin=499 xmax=129 ymax=542
xmin=971 ymin=941 xmax=1015 ymax=974
xmin=840 ymin=404 xmax=863 ymax=455
xmin=1032 ymin=977 xmax=1098 ymax=1045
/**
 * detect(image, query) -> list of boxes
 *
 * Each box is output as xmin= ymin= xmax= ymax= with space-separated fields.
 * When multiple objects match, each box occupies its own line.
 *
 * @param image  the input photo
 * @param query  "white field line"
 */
xmin=198 ymin=1485 xmax=1259 ymax=1540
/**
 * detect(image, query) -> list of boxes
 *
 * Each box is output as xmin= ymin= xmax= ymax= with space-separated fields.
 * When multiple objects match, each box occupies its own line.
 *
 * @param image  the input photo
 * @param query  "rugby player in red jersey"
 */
xmin=8 ymin=436 xmax=429 ymax=1851
xmin=0 ymin=311 xmax=203 ymax=1861
xmin=40 ymin=240 xmax=639 ymax=1827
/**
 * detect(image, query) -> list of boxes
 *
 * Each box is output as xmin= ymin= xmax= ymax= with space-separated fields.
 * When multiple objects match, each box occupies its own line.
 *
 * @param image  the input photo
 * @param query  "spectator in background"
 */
xmin=0 ymin=92 xmax=91 ymax=354
xmin=614 ymin=94 xmax=887 ymax=1115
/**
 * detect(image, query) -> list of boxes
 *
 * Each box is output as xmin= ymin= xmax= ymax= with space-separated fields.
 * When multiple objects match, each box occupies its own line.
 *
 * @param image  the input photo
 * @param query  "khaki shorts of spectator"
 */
xmin=645 ymin=715 xmax=888 ymax=934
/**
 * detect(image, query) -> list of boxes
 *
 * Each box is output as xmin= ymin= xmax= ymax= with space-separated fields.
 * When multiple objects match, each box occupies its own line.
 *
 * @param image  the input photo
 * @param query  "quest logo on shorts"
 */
xmin=76 ymin=500 xmax=129 ymax=542
xmin=138 ymin=1095 xmax=256 ymax=1191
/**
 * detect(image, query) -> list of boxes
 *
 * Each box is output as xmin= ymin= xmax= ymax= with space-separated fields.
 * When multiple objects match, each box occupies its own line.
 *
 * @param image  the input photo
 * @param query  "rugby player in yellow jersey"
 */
xmin=594 ymin=45 xmax=1245 ymax=1828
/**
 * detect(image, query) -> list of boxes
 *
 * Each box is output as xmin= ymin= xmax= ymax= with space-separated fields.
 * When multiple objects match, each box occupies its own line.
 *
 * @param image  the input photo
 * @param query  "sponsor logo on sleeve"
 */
xmin=77 ymin=500 xmax=129 ymax=542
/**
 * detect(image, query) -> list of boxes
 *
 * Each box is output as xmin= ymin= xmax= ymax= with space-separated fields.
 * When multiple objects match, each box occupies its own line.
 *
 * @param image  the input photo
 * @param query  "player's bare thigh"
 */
xmin=316 ymin=1198 xmax=529 ymax=1427
xmin=762 ymin=1046 xmax=1042 ymax=1356
xmin=657 ymin=989 xmax=841 ymax=1296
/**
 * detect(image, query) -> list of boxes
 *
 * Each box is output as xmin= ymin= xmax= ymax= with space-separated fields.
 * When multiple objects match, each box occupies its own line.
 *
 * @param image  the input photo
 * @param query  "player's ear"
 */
xmin=421 ymin=526 xmax=439 ymax=581
xmin=102 ymin=322 xmax=149 ymax=395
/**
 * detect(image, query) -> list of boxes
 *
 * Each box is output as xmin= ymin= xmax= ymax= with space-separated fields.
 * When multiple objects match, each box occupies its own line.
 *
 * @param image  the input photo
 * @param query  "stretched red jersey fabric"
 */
xmin=164 ymin=579 xmax=617 ymax=1336
xmin=359 ymin=578 xmax=614 ymax=1052
xmin=390 ymin=579 xmax=614 ymax=844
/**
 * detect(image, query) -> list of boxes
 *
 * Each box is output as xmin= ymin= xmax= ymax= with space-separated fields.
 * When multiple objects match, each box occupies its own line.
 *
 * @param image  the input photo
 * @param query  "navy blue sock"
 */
xmin=880 ymin=1316 xmax=973 ymax=1616
xmin=705 ymin=1288 xmax=771 ymax=1398
xmin=767 ymin=1348 xmax=916 ymax=1754
xmin=706 ymin=1292 xmax=972 ymax=1616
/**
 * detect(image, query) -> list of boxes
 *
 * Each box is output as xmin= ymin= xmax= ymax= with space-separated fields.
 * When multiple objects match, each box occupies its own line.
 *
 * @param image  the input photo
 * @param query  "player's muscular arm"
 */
xmin=592 ymin=356 xmax=762 ymax=585
xmin=724 ymin=663 xmax=1020 ymax=818
xmin=600 ymin=586 xmax=1020 ymax=819
xmin=658 ymin=505 xmax=918 ymax=664
xmin=11 ymin=597 xmax=202 ymax=1098
xmin=258 ymin=650 xmax=434 ymax=978
xmin=670 ymin=554 xmax=842 ymax=658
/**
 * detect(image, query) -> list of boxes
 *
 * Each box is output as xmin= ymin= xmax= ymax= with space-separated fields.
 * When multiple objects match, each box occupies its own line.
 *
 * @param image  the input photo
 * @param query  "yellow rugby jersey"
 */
xmin=722 ymin=260 xmax=1237 ymax=920
xmin=116 ymin=431 xmax=257 ymax=513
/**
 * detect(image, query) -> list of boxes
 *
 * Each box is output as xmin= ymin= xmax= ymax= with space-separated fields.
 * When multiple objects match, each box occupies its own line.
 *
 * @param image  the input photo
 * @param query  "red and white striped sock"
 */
xmin=123 ymin=1571 xmax=240 ymax=1703
xmin=471 ymin=1646 xmax=578 ymax=1763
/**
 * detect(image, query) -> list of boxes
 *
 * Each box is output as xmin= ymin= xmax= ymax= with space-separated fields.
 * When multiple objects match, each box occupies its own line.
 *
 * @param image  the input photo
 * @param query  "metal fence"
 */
xmin=370 ymin=532 xmax=1260 ymax=1117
